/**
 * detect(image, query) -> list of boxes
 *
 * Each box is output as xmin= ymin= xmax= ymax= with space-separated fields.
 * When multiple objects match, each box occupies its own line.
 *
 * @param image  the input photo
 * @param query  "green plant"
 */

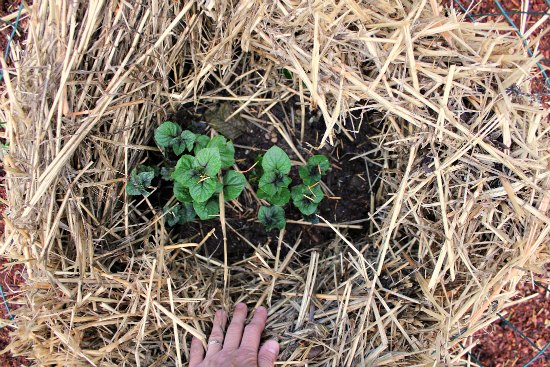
xmin=126 ymin=165 xmax=157 ymax=196
xmin=257 ymin=146 xmax=292 ymax=231
xmin=256 ymin=147 xmax=330 ymax=230
xmin=127 ymin=121 xmax=246 ymax=225
xmin=292 ymin=155 xmax=329 ymax=223
xmin=258 ymin=205 xmax=286 ymax=231
xmin=127 ymin=121 xmax=330 ymax=231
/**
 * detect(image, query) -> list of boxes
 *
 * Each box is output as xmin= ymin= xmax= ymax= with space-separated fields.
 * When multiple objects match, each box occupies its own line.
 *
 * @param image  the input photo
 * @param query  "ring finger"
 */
xmin=206 ymin=309 xmax=227 ymax=357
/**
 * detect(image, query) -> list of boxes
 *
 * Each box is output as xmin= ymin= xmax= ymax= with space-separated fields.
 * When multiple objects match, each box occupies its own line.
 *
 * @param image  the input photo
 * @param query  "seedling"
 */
xmin=258 ymin=205 xmax=286 ymax=231
xmin=292 ymin=155 xmax=330 ymax=223
xmin=128 ymin=121 xmax=246 ymax=225
xmin=298 ymin=155 xmax=330 ymax=185
xmin=127 ymin=121 xmax=331 ymax=231
xmin=257 ymin=146 xmax=292 ymax=206
xmin=126 ymin=165 xmax=157 ymax=196
xmin=256 ymin=146 xmax=330 ymax=230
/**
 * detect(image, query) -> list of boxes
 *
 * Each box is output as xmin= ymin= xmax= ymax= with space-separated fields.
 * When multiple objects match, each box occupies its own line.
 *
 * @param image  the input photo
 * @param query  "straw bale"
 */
xmin=1 ymin=0 xmax=548 ymax=366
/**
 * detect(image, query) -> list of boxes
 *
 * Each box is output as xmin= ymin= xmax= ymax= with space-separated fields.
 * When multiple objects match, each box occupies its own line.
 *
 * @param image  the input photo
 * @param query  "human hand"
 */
xmin=189 ymin=303 xmax=279 ymax=367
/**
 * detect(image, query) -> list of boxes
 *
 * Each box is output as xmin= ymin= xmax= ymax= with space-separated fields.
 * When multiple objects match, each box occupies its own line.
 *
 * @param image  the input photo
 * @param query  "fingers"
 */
xmin=223 ymin=303 xmax=248 ymax=350
xmin=206 ymin=309 xmax=227 ymax=356
xmin=258 ymin=339 xmax=280 ymax=367
xmin=189 ymin=337 xmax=205 ymax=367
xmin=240 ymin=306 xmax=268 ymax=353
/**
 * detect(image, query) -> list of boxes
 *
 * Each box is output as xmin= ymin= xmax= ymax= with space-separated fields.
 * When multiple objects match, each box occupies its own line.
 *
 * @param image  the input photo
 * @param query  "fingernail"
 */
xmin=236 ymin=302 xmax=247 ymax=310
xmin=256 ymin=306 xmax=267 ymax=314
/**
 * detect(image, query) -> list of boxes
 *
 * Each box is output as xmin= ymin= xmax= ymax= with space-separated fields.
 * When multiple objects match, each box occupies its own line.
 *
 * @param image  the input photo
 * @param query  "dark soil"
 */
xmin=144 ymin=100 xmax=380 ymax=262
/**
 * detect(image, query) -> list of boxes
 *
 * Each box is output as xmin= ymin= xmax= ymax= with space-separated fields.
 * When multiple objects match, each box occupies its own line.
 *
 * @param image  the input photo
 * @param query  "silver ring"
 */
xmin=208 ymin=339 xmax=222 ymax=346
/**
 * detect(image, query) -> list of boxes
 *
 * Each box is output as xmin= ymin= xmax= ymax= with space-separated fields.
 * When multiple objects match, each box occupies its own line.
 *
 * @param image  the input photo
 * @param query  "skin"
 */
xmin=189 ymin=303 xmax=279 ymax=367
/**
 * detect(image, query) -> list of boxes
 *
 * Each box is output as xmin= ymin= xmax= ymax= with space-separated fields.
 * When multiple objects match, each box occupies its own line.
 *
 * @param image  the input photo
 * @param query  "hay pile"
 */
xmin=1 ymin=0 xmax=549 ymax=365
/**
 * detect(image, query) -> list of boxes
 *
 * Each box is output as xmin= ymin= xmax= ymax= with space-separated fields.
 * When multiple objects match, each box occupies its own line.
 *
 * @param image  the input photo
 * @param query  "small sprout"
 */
xmin=298 ymin=155 xmax=330 ymax=185
xmin=291 ymin=184 xmax=324 ymax=216
xmin=126 ymin=165 xmax=156 ymax=196
xmin=257 ymin=146 xmax=292 ymax=214
xmin=258 ymin=170 xmax=291 ymax=196
xmin=258 ymin=205 xmax=286 ymax=231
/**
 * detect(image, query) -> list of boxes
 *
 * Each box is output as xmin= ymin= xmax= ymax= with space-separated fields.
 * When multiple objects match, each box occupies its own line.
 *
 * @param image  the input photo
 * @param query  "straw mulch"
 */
xmin=1 ymin=1 xmax=548 ymax=366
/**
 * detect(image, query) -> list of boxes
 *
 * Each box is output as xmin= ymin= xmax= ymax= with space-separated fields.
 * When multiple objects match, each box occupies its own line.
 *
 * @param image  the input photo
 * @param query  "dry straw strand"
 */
xmin=1 ymin=0 xmax=549 ymax=366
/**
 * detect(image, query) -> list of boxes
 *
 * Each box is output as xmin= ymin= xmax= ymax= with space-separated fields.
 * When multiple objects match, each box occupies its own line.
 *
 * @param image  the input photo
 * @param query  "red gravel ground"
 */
xmin=0 ymin=1 xmax=548 ymax=367
xmin=1 ymin=2 xmax=30 ymax=365
xmin=472 ymin=282 xmax=550 ymax=367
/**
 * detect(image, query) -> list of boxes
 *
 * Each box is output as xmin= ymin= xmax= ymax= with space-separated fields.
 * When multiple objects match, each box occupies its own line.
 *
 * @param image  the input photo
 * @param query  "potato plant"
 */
xmin=126 ymin=121 xmax=330 ymax=231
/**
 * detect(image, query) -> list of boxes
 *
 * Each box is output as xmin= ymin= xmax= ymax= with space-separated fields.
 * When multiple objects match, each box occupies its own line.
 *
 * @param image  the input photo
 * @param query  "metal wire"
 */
xmin=454 ymin=0 xmax=550 ymax=87
xmin=0 ymin=3 xmax=24 ymax=83
xmin=496 ymin=312 xmax=550 ymax=361
xmin=450 ymin=1 xmax=550 ymax=364
xmin=0 ymin=284 xmax=14 ymax=321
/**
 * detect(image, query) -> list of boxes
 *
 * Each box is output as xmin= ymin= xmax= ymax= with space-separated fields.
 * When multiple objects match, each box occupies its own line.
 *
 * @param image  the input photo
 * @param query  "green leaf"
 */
xmin=258 ymin=205 xmax=286 ymax=231
xmin=269 ymin=187 xmax=290 ymax=206
xmin=193 ymin=198 xmax=220 ymax=220
xmin=215 ymin=181 xmax=224 ymax=193
xmin=136 ymin=165 xmax=159 ymax=176
xmin=291 ymin=184 xmax=323 ymax=215
xmin=280 ymin=68 xmax=293 ymax=79
xmin=207 ymin=135 xmax=235 ymax=168
xmin=194 ymin=135 xmax=211 ymax=154
xmin=189 ymin=177 xmax=217 ymax=203
xmin=299 ymin=155 xmax=330 ymax=184
xmin=193 ymin=148 xmax=222 ymax=177
xmin=160 ymin=166 xmax=174 ymax=181
xmin=164 ymin=203 xmax=195 ymax=226
xmin=126 ymin=167 xmax=155 ymax=196
xmin=155 ymin=121 xmax=182 ymax=148
xmin=302 ymin=212 xmax=320 ymax=224
xmin=259 ymin=171 xmax=291 ymax=196
xmin=173 ymin=130 xmax=197 ymax=155
xmin=223 ymin=170 xmax=246 ymax=200
xmin=172 ymin=155 xmax=195 ymax=185
xmin=126 ymin=181 xmax=148 ymax=196
xmin=174 ymin=181 xmax=193 ymax=203
xmin=262 ymin=146 xmax=291 ymax=174
xmin=257 ymin=187 xmax=270 ymax=200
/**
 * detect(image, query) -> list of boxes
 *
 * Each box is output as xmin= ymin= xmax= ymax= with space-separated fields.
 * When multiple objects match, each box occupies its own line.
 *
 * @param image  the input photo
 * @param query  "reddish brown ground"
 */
xmin=0 ymin=1 xmax=548 ymax=366
xmin=1 ymin=3 xmax=30 ymax=365
xmin=446 ymin=3 xmax=550 ymax=365
xmin=472 ymin=282 xmax=550 ymax=367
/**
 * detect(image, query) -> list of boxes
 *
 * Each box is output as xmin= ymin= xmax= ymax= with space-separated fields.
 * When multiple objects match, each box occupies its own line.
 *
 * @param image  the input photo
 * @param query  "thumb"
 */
xmin=258 ymin=339 xmax=279 ymax=367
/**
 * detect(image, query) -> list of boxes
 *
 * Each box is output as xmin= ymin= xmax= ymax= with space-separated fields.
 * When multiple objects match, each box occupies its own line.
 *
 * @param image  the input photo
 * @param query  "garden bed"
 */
xmin=0 ymin=1 xmax=549 ymax=366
